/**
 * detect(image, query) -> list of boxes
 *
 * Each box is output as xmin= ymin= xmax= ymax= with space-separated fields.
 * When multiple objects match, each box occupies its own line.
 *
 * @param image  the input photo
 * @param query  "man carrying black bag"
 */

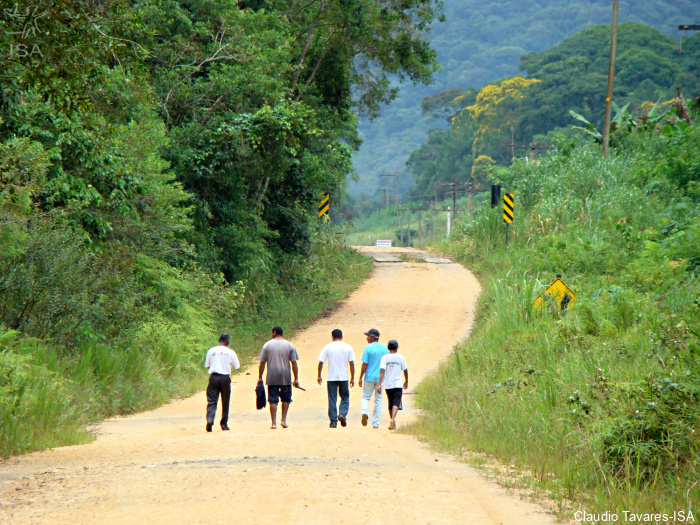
xmin=204 ymin=333 xmax=240 ymax=432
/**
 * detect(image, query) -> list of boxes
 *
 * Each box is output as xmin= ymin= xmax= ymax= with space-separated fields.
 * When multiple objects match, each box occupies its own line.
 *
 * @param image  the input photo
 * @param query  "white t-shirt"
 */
xmin=317 ymin=341 xmax=355 ymax=381
xmin=379 ymin=352 xmax=407 ymax=389
xmin=205 ymin=345 xmax=240 ymax=375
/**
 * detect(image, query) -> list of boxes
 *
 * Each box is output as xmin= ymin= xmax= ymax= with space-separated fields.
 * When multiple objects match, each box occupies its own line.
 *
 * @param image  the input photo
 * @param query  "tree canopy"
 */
xmin=0 ymin=0 xmax=442 ymax=344
xmin=402 ymin=22 xmax=700 ymax=197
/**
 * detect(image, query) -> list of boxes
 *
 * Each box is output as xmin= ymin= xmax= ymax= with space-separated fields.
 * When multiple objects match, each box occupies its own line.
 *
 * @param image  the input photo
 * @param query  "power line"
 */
xmin=584 ymin=0 xmax=595 ymax=28
xmin=556 ymin=0 xmax=575 ymax=45
xmin=664 ymin=0 xmax=700 ymax=21
xmin=623 ymin=0 xmax=636 ymax=24
xmin=627 ymin=4 xmax=678 ymax=29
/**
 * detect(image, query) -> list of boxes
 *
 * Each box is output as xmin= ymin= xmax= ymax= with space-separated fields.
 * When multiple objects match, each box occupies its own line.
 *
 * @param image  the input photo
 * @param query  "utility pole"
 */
xmin=418 ymin=208 xmax=423 ymax=247
xmin=430 ymin=202 xmax=434 ymax=244
xmin=380 ymin=172 xmax=401 ymax=226
xmin=377 ymin=189 xmax=389 ymax=208
xmin=405 ymin=206 xmax=430 ymax=247
xmin=407 ymin=207 xmax=411 ymax=247
xmin=602 ymin=0 xmax=619 ymax=157
xmin=439 ymin=182 xmax=470 ymax=225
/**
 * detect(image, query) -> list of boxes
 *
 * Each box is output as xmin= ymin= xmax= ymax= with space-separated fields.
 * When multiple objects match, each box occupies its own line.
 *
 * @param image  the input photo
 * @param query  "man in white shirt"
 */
xmin=377 ymin=339 xmax=408 ymax=430
xmin=317 ymin=329 xmax=355 ymax=428
xmin=205 ymin=333 xmax=240 ymax=432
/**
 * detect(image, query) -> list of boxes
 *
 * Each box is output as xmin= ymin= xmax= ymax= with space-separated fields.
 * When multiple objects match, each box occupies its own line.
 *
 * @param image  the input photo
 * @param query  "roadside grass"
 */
xmin=405 ymin=136 xmax=700 ymax=521
xmin=344 ymin=193 xmax=489 ymax=247
xmin=0 ymin=230 xmax=372 ymax=459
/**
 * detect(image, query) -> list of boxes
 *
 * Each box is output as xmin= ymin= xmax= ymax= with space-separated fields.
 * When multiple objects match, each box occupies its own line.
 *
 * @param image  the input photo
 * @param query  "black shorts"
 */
xmin=268 ymin=385 xmax=292 ymax=404
xmin=385 ymin=388 xmax=403 ymax=410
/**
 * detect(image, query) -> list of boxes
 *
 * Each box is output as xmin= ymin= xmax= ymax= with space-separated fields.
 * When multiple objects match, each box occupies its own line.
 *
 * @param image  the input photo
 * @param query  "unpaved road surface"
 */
xmin=0 ymin=247 xmax=559 ymax=524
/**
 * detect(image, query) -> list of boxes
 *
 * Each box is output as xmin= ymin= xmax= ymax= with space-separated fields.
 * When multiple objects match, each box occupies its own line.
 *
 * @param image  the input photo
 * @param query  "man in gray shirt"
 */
xmin=258 ymin=326 xmax=299 ymax=429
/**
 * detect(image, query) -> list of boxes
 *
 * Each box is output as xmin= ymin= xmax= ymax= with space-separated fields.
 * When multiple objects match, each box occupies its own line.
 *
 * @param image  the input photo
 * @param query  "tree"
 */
xmin=464 ymin=76 xmax=541 ymax=162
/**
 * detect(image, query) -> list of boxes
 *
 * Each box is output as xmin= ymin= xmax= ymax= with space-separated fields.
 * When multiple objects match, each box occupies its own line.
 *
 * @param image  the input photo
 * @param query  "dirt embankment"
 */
xmin=0 ymin=247 xmax=560 ymax=524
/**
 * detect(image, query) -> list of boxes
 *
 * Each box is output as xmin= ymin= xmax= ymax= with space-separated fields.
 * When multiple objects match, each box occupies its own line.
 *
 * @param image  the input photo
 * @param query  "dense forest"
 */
xmin=405 ymin=23 xmax=700 ymax=197
xmin=349 ymin=0 xmax=700 ymax=200
xmin=0 ymin=0 xmax=440 ymax=456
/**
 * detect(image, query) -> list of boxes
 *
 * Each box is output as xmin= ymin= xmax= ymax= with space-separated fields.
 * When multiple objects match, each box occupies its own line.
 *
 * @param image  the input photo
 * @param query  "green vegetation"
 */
xmin=404 ymin=24 xmax=700 ymax=198
xmin=351 ymin=0 xmax=699 ymax=199
xmin=1 ymin=0 xmax=431 ymax=457
xmin=343 ymin=192 xmax=489 ymax=247
xmin=0 ymin=226 xmax=371 ymax=458
xmin=408 ymin=108 xmax=700 ymax=517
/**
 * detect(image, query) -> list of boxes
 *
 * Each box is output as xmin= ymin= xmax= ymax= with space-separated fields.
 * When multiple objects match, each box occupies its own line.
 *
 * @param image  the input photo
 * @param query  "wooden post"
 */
xmin=418 ymin=208 xmax=423 ymax=248
xmin=400 ymin=206 xmax=404 ymax=247
xmin=467 ymin=185 xmax=472 ymax=215
xmin=395 ymin=174 xmax=400 ymax=228
xmin=407 ymin=208 xmax=411 ymax=247
xmin=453 ymin=190 xmax=457 ymax=225
xmin=602 ymin=0 xmax=619 ymax=157
xmin=430 ymin=202 xmax=434 ymax=244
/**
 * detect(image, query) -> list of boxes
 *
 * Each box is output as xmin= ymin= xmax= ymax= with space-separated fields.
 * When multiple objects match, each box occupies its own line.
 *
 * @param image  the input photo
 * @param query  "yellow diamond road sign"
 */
xmin=534 ymin=277 xmax=576 ymax=311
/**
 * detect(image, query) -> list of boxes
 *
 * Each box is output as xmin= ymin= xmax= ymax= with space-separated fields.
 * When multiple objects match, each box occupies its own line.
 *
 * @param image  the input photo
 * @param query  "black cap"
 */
xmin=364 ymin=328 xmax=380 ymax=338
xmin=387 ymin=339 xmax=399 ymax=350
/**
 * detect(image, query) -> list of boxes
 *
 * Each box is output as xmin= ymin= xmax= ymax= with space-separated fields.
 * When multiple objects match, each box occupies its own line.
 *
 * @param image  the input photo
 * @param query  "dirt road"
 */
xmin=0 ymin=247 xmax=559 ymax=524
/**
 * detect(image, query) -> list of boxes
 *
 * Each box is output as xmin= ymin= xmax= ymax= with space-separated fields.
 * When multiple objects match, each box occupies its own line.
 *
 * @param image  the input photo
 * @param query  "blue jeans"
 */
xmin=327 ymin=380 xmax=350 ymax=423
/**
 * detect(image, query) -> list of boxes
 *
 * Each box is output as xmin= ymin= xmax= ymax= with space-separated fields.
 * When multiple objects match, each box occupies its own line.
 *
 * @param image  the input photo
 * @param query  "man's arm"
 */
xmin=377 ymin=369 xmax=385 ymax=394
xmin=349 ymin=361 xmax=355 ymax=388
xmin=257 ymin=361 xmax=266 ymax=384
xmin=317 ymin=361 xmax=324 ymax=385
xmin=291 ymin=361 xmax=299 ymax=387
xmin=358 ymin=362 xmax=368 ymax=387
xmin=403 ymin=369 xmax=408 ymax=390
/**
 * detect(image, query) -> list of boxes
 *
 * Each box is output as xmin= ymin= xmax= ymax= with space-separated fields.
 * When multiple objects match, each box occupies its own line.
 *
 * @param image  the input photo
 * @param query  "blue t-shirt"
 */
xmin=361 ymin=342 xmax=389 ymax=382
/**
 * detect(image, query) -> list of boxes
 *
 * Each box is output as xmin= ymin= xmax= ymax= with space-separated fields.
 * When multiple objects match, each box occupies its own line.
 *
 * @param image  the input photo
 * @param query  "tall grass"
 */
xmin=0 ymin=224 xmax=372 ymax=459
xmin=410 ymin=132 xmax=700 ymax=520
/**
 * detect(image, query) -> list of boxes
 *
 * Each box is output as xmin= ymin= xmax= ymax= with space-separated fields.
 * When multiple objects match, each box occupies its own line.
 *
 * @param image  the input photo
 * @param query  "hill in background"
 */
xmin=349 ymin=0 xmax=700 ymax=198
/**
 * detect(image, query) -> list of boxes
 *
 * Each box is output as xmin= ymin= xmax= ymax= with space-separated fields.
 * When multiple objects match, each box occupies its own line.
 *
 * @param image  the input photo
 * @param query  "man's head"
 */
xmin=272 ymin=326 xmax=284 ymax=337
xmin=364 ymin=328 xmax=380 ymax=342
xmin=219 ymin=333 xmax=230 ymax=346
xmin=331 ymin=328 xmax=343 ymax=340
xmin=387 ymin=339 xmax=399 ymax=352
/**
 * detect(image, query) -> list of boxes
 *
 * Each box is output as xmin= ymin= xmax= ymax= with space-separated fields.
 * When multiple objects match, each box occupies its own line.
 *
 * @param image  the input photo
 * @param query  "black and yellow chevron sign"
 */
xmin=503 ymin=193 xmax=514 ymax=223
xmin=318 ymin=192 xmax=330 ymax=219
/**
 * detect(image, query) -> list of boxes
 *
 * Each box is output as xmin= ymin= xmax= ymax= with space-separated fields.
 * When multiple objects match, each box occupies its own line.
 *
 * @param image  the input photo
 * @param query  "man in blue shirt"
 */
xmin=357 ymin=328 xmax=388 ymax=428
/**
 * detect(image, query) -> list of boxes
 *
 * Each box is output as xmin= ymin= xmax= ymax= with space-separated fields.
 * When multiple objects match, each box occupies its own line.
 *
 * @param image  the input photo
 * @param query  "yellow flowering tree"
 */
xmin=460 ymin=76 xmax=540 ymax=162
xmin=470 ymin=155 xmax=496 ymax=187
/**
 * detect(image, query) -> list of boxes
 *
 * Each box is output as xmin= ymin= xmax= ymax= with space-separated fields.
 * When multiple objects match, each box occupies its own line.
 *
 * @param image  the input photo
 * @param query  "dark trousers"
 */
xmin=206 ymin=373 xmax=231 ymax=426
xmin=327 ymin=380 xmax=350 ymax=423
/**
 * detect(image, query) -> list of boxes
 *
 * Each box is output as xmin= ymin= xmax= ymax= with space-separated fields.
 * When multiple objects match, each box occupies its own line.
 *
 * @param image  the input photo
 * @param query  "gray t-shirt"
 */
xmin=259 ymin=338 xmax=299 ymax=385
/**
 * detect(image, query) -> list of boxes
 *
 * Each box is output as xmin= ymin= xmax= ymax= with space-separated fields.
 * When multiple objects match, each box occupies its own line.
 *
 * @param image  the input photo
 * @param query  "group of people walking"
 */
xmin=204 ymin=326 xmax=408 ymax=432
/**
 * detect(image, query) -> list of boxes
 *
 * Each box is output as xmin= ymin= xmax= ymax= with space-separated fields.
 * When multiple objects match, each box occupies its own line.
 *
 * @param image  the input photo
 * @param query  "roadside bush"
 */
xmin=418 ymin=129 xmax=700 ymax=517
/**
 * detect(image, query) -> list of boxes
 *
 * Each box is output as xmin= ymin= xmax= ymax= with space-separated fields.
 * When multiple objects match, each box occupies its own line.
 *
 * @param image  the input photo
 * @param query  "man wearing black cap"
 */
xmin=377 ymin=339 xmax=408 ymax=430
xmin=204 ymin=333 xmax=241 ymax=432
xmin=358 ymin=328 xmax=388 ymax=428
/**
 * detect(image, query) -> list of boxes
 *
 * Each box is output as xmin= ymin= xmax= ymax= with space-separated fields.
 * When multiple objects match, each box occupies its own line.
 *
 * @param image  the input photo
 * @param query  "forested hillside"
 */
xmin=405 ymin=23 xmax=700 ymax=197
xmin=350 ymin=0 xmax=700 ymax=199
xmin=412 ymin=101 xmax=700 ymax=519
xmin=0 ymin=0 xmax=439 ymax=457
